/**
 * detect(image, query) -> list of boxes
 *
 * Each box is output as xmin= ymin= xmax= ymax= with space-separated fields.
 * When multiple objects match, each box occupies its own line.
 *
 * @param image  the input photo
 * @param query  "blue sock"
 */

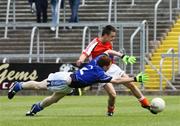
xmin=13 ymin=82 xmax=23 ymax=92
xmin=31 ymin=102 xmax=43 ymax=114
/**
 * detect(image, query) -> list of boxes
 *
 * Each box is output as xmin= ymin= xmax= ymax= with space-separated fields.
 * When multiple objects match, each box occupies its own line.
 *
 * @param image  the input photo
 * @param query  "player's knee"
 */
xmin=34 ymin=85 xmax=41 ymax=90
xmin=109 ymin=92 xmax=116 ymax=99
xmin=34 ymin=83 xmax=46 ymax=90
xmin=125 ymin=82 xmax=136 ymax=89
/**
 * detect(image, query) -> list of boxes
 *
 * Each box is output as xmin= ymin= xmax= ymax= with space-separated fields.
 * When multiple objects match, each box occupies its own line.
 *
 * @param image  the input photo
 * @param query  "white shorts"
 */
xmin=100 ymin=64 xmax=125 ymax=86
xmin=47 ymin=72 xmax=73 ymax=94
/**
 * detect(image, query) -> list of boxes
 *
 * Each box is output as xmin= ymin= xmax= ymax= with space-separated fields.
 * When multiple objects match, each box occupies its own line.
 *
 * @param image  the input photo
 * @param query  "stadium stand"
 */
xmin=145 ymin=18 xmax=180 ymax=90
xmin=0 ymin=0 xmax=180 ymax=91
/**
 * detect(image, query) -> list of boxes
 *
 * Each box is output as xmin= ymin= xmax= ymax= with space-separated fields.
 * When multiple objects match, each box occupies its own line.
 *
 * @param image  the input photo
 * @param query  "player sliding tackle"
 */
xmin=8 ymin=53 xmax=154 ymax=116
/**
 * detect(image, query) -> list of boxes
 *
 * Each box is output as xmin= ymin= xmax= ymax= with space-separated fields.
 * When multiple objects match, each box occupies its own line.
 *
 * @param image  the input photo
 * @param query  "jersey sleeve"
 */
xmin=97 ymin=71 xmax=112 ymax=83
xmin=82 ymin=38 xmax=98 ymax=56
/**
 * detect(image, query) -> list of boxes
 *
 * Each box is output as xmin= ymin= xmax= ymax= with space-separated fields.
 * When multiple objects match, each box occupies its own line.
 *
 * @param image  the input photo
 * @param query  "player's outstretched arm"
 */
xmin=104 ymin=50 xmax=136 ymax=65
xmin=110 ymin=72 xmax=149 ymax=84
xmin=76 ymin=53 xmax=87 ymax=66
xmin=104 ymin=49 xmax=124 ymax=57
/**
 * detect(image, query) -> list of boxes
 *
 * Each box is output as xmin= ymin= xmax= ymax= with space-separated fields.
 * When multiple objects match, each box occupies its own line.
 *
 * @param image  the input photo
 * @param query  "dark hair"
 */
xmin=102 ymin=25 xmax=116 ymax=36
xmin=97 ymin=55 xmax=111 ymax=67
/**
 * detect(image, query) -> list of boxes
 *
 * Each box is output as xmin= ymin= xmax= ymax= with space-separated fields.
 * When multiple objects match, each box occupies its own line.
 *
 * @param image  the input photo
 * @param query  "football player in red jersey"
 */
xmin=76 ymin=25 xmax=152 ymax=116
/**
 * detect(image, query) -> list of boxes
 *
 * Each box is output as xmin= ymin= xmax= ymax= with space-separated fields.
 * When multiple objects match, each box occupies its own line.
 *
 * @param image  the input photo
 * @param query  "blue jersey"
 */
xmin=70 ymin=54 xmax=112 ymax=88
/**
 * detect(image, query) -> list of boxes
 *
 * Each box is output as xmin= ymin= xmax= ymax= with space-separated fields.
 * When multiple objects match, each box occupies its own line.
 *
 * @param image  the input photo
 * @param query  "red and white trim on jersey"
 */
xmin=83 ymin=38 xmax=98 ymax=57
xmin=82 ymin=37 xmax=112 ymax=61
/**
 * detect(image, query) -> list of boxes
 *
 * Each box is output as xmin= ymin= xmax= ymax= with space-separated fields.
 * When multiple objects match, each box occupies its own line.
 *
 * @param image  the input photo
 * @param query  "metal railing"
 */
xmin=169 ymin=0 xmax=172 ymax=22
xmin=81 ymin=0 xmax=86 ymax=6
xmin=154 ymin=0 xmax=173 ymax=41
xmin=0 ymin=22 xmax=143 ymax=45
xmin=4 ymin=0 xmax=16 ymax=38
xmin=109 ymin=0 xmax=136 ymax=20
xmin=160 ymin=48 xmax=176 ymax=91
xmin=2 ymin=58 xmax=8 ymax=63
xmin=29 ymin=27 xmax=40 ymax=63
xmin=56 ymin=0 xmax=86 ymax=37
xmin=4 ymin=0 xmax=65 ymax=39
xmin=82 ymin=26 xmax=91 ymax=51
xmin=131 ymin=0 xmax=135 ymax=6
xmin=154 ymin=0 xmax=162 ymax=41
xmin=179 ymin=35 xmax=180 ymax=74
xmin=130 ymin=20 xmax=148 ymax=74
xmin=178 ymin=0 xmax=180 ymax=8
xmin=0 ymin=22 xmax=144 ymax=63
xmin=56 ymin=58 xmax=62 ymax=63
xmin=108 ymin=0 xmax=113 ymax=23
xmin=55 ymin=0 xmax=62 ymax=38
xmin=145 ymin=35 xmax=180 ymax=91
xmin=145 ymin=57 xmax=176 ymax=91
xmin=0 ymin=53 xmax=79 ymax=63
xmin=108 ymin=0 xmax=117 ymax=23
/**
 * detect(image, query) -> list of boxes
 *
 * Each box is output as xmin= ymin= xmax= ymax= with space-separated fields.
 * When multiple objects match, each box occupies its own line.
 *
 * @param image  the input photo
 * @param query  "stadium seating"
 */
xmin=0 ymin=0 xmax=179 ymax=62
xmin=145 ymin=18 xmax=180 ymax=90
xmin=0 ymin=0 xmax=180 ymax=90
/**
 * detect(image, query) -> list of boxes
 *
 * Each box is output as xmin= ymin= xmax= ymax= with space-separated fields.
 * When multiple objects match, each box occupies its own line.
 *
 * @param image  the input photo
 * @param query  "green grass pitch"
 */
xmin=0 ymin=95 xmax=180 ymax=126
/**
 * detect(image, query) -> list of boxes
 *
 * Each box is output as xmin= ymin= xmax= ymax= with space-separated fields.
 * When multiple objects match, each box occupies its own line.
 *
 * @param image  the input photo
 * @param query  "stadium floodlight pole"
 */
xmin=4 ymin=0 xmax=11 ymax=39
xmin=154 ymin=0 xmax=162 ymax=41
xmin=55 ymin=0 xmax=62 ymax=38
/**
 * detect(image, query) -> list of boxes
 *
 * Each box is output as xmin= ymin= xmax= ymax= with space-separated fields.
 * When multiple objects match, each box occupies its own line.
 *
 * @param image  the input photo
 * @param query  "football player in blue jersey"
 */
xmin=8 ymin=53 xmax=149 ymax=116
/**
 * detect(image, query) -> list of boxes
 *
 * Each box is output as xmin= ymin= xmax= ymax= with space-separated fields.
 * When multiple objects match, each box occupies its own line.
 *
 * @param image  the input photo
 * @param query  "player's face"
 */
xmin=105 ymin=31 xmax=116 ymax=42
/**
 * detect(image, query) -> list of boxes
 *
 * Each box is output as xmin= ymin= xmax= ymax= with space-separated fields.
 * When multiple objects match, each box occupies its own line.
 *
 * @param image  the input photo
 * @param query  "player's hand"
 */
xmin=134 ymin=72 xmax=149 ymax=83
xmin=76 ymin=60 xmax=83 ymax=67
xmin=121 ymin=55 xmax=136 ymax=65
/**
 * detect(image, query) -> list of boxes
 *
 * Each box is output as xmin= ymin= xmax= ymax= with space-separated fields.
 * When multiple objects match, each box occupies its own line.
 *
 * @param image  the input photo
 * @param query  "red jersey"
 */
xmin=82 ymin=37 xmax=113 ymax=60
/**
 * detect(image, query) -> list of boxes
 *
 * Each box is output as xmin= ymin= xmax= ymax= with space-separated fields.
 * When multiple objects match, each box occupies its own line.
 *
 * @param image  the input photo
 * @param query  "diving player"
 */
xmin=8 ymin=54 xmax=149 ymax=116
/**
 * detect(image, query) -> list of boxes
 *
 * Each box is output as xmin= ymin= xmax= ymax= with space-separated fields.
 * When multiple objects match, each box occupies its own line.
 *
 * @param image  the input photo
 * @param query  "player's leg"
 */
xmin=22 ymin=79 xmax=48 ymax=90
xmin=8 ymin=79 xmax=48 ymax=99
xmin=102 ymin=64 xmax=124 ymax=116
xmin=121 ymin=73 xmax=156 ymax=114
xmin=122 ymin=73 xmax=150 ymax=107
xmin=26 ymin=92 xmax=66 ymax=116
xmin=26 ymin=72 xmax=73 ymax=116
xmin=103 ymin=83 xmax=116 ymax=116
